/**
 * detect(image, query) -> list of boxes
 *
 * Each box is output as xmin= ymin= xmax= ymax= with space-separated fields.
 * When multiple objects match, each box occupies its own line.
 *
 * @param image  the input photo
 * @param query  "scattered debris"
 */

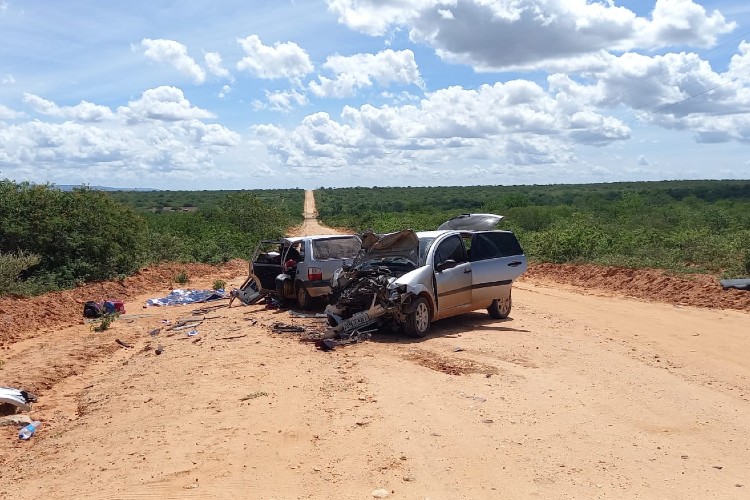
xmin=227 ymin=271 xmax=263 ymax=307
xmin=18 ymin=420 xmax=41 ymax=440
xmin=453 ymin=347 xmax=465 ymax=352
xmin=191 ymin=304 xmax=228 ymax=315
xmin=240 ymin=391 xmax=268 ymax=401
xmin=155 ymin=344 xmax=164 ymax=355
xmin=317 ymin=330 xmax=372 ymax=351
xmin=146 ymin=289 xmax=226 ymax=307
xmin=371 ymin=488 xmax=390 ymax=498
xmin=168 ymin=319 xmax=204 ymax=332
xmin=149 ymin=328 xmax=162 ymax=337
xmin=187 ymin=329 xmax=199 ymax=337
xmin=83 ymin=300 xmax=126 ymax=318
xmin=0 ymin=387 xmax=38 ymax=412
xmin=218 ymin=334 xmax=248 ymax=341
xmin=271 ymin=322 xmax=306 ymax=333
xmin=0 ymin=414 xmax=33 ymax=427
xmin=289 ymin=310 xmax=327 ymax=319
xmin=459 ymin=392 xmax=486 ymax=402
xmin=719 ymin=278 xmax=750 ymax=291
xmin=115 ymin=339 xmax=133 ymax=349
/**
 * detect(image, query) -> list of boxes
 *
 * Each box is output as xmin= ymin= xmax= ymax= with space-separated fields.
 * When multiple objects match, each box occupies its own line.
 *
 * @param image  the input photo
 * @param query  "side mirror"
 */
xmin=436 ymin=259 xmax=457 ymax=272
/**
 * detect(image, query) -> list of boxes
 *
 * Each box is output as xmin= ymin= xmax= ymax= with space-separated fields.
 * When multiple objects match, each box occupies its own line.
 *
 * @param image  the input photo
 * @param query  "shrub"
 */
xmin=0 ymin=251 xmax=42 ymax=296
xmin=213 ymin=279 xmax=226 ymax=290
xmin=174 ymin=272 xmax=189 ymax=285
xmin=92 ymin=313 xmax=118 ymax=332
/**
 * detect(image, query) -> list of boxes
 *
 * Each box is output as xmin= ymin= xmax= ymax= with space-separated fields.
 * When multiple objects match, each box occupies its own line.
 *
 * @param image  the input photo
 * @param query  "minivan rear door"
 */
xmin=468 ymin=231 xmax=527 ymax=307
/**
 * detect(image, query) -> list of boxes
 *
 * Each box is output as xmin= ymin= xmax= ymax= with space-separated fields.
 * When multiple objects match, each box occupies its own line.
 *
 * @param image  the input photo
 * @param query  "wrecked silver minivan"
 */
xmin=325 ymin=214 xmax=528 ymax=337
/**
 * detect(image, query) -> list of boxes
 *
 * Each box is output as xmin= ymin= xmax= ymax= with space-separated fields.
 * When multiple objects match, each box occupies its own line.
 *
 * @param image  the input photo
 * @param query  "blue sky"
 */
xmin=1 ymin=0 xmax=749 ymax=189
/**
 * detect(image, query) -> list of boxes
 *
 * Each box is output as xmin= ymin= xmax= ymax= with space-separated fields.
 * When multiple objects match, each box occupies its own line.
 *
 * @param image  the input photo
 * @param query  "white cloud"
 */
xmin=0 ymin=115 xmax=239 ymax=182
xmin=218 ymin=84 xmax=232 ymax=99
xmin=253 ymin=89 xmax=308 ymax=112
xmin=141 ymin=38 xmax=206 ymax=84
xmin=22 ymin=93 xmax=115 ymax=122
xmin=327 ymin=0 xmax=435 ymax=36
xmin=117 ymin=86 xmax=215 ymax=123
xmin=549 ymin=46 xmax=750 ymax=143
xmin=236 ymin=35 xmax=314 ymax=82
xmin=0 ymin=104 xmax=24 ymax=120
xmin=205 ymin=51 xmax=232 ymax=81
xmin=2 ymin=74 xmax=14 ymax=85
xmin=255 ymin=80 xmax=630 ymax=171
xmin=309 ymin=49 xmax=423 ymax=98
xmin=328 ymin=0 xmax=735 ymax=72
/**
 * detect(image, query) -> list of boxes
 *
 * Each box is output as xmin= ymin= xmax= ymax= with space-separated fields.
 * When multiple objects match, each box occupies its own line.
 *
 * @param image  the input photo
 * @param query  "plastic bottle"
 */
xmin=18 ymin=421 xmax=41 ymax=440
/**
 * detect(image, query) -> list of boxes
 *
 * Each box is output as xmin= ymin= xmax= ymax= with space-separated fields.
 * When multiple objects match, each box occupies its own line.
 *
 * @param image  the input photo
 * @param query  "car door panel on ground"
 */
xmin=469 ymin=231 xmax=528 ymax=307
xmin=433 ymin=234 xmax=472 ymax=313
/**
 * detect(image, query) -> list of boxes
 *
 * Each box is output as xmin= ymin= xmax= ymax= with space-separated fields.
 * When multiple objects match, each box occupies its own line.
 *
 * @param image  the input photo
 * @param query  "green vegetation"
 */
xmin=174 ymin=272 xmax=189 ymax=285
xmin=315 ymin=181 xmax=750 ymax=277
xmin=213 ymin=279 xmax=226 ymax=290
xmin=92 ymin=312 xmax=118 ymax=332
xmin=0 ymin=181 xmax=303 ymax=297
xmin=0 ymin=251 xmax=42 ymax=296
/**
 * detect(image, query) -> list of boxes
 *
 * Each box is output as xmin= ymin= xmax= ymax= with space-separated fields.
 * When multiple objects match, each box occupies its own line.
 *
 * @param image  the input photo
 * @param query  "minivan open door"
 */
xmin=468 ymin=231 xmax=527 ymax=307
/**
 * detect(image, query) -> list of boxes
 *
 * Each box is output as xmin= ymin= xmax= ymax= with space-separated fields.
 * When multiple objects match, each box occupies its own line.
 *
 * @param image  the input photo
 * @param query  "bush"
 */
xmin=174 ymin=272 xmax=189 ymax=285
xmin=0 ymin=251 xmax=42 ymax=296
xmin=0 ymin=181 xmax=148 ymax=290
xmin=92 ymin=313 xmax=118 ymax=332
xmin=213 ymin=279 xmax=226 ymax=290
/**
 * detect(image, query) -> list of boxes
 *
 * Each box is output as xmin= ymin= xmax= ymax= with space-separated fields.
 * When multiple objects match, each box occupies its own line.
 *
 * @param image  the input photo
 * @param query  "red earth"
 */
xmin=1 ymin=259 xmax=746 ymax=349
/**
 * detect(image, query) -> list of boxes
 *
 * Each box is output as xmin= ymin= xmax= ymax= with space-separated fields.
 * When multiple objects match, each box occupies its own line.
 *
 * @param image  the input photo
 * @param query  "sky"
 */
xmin=1 ymin=0 xmax=750 ymax=190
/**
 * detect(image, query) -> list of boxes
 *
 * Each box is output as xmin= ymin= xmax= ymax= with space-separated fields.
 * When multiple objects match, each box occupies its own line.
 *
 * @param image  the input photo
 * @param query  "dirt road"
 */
xmin=288 ymin=190 xmax=341 ymax=237
xmin=1 ymin=194 xmax=749 ymax=499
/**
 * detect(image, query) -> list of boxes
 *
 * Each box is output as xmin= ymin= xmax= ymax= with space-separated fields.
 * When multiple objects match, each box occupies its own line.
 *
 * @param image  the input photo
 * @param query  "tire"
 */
xmin=296 ymin=284 xmax=312 ymax=310
xmin=488 ymin=292 xmax=512 ymax=319
xmin=404 ymin=296 xmax=431 ymax=338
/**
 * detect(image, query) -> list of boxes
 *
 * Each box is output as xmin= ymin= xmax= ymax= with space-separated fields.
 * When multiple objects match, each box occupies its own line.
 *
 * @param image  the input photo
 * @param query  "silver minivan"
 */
xmin=326 ymin=214 xmax=527 ymax=337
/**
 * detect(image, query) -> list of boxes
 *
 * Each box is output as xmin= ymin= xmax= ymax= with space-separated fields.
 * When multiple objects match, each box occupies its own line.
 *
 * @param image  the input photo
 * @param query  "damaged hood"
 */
xmin=438 ymin=213 xmax=503 ymax=231
xmin=354 ymin=229 xmax=419 ymax=266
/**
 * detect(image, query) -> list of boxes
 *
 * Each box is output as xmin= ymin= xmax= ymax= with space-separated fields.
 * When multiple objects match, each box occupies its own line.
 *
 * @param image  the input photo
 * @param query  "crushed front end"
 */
xmin=325 ymin=230 xmax=420 ymax=335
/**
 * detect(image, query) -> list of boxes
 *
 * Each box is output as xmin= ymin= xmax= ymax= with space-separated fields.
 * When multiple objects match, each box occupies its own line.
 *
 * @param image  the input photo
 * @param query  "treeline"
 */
xmin=108 ymin=188 xmax=301 ymax=213
xmin=315 ymin=181 xmax=750 ymax=277
xmin=0 ymin=181 xmax=303 ymax=296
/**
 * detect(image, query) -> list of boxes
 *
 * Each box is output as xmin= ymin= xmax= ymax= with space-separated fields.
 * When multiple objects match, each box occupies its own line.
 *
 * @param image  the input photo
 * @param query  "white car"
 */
xmin=326 ymin=214 xmax=527 ymax=337
xmin=235 ymin=234 xmax=361 ymax=309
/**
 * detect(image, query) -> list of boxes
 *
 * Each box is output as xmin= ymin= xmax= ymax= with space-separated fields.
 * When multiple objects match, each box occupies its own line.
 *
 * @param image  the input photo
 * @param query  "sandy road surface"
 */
xmin=287 ymin=190 xmax=341 ymax=237
xmin=1 ymin=193 xmax=749 ymax=499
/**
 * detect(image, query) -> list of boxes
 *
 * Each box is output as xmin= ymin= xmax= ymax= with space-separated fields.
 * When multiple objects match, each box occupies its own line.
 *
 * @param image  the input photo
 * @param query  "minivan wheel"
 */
xmin=404 ymin=297 xmax=431 ymax=338
xmin=296 ymin=284 xmax=312 ymax=310
xmin=488 ymin=293 xmax=512 ymax=319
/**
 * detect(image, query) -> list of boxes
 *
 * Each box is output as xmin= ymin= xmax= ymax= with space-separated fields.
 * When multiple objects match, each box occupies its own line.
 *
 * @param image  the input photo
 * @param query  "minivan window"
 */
xmin=312 ymin=237 xmax=360 ymax=260
xmin=469 ymin=232 xmax=523 ymax=261
xmin=435 ymin=235 xmax=467 ymax=266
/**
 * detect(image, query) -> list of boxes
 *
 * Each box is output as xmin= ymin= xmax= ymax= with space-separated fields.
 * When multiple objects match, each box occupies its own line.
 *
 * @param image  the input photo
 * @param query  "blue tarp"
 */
xmin=146 ymin=289 xmax=226 ymax=307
